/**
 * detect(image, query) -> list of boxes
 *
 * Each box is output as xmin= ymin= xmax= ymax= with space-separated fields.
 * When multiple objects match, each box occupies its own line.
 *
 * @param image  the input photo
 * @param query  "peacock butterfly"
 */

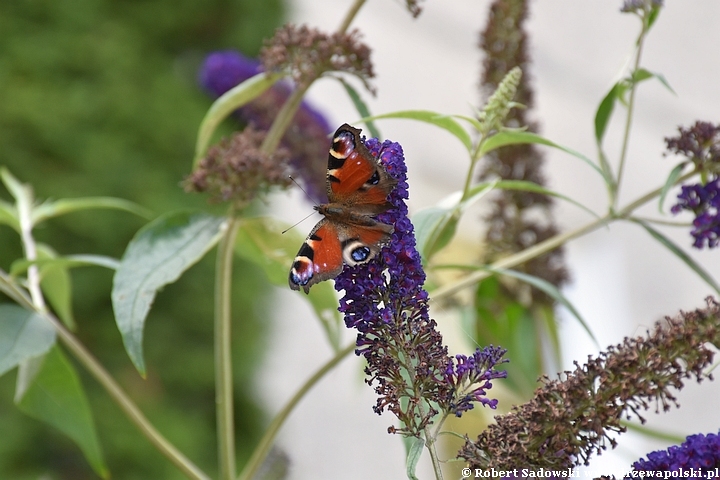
xmin=289 ymin=124 xmax=398 ymax=294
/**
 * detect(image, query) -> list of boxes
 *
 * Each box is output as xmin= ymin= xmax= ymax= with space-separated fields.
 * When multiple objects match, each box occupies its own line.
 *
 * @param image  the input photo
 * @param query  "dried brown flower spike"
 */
xmin=459 ymin=298 xmax=720 ymax=470
xmin=260 ymin=24 xmax=374 ymax=92
xmin=185 ymin=127 xmax=292 ymax=206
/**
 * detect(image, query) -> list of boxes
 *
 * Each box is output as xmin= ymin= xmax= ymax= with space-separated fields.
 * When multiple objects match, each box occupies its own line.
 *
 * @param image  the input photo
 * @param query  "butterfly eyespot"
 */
xmin=367 ymin=170 xmax=380 ymax=185
xmin=342 ymin=239 xmax=373 ymax=266
xmin=351 ymin=246 xmax=371 ymax=262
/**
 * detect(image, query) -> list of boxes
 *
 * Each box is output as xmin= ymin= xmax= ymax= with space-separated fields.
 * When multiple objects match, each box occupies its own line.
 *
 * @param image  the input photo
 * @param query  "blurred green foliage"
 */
xmin=0 ymin=0 xmax=284 ymax=478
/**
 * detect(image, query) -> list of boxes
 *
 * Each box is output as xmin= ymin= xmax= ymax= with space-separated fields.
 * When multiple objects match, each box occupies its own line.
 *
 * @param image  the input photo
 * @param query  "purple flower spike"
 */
xmin=335 ymin=130 xmax=507 ymax=436
xmin=627 ymin=431 xmax=720 ymax=476
xmin=672 ymin=177 xmax=720 ymax=249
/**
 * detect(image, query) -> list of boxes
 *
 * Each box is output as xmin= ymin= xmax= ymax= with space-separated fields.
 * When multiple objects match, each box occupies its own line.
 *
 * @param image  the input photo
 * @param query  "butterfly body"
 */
xmin=289 ymin=124 xmax=397 ymax=293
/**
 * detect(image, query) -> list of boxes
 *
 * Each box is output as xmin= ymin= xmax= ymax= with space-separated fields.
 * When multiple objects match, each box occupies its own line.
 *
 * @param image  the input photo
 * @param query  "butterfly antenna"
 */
xmin=288 ymin=175 xmax=318 ymax=206
xmin=281 ymin=211 xmax=316 ymax=234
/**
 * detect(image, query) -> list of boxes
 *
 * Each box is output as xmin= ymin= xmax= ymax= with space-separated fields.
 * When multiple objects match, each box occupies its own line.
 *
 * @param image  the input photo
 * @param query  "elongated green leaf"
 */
xmin=234 ymin=217 xmax=342 ymax=350
xmin=36 ymin=244 xmax=75 ymax=330
xmin=634 ymin=220 xmax=720 ymax=295
xmin=633 ymin=67 xmax=675 ymax=94
xmin=0 ymin=304 xmax=56 ymax=377
xmin=413 ymin=206 xmax=454 ymax=263
xmin=405 ymin=436 xmax=424 ymax=480
xmin=451 ymin=114 xmax=484 ymax=132
xmin=10 ymin=254 xmax=120 ymax=277
xmin=0 ymin=199 xmax=19 ymax=232
xmin=478 ymin=130 xmax=608 ymax=182
xmin=467 ymin=179 xmax=600 ymax=219
xmin=33 ymin=197 xmax=151 ymax=225
xmin=112 ymin=211 xmax=225 ymax=375
xmin=595 ymin=83 xmax=621 ymax=145
xmin=16 ymin=346 xmax=108 ymax=478
xmin=336 ymin=77 xmax=381 ymax=139
xmin=359 ymin=110 xmax=472 ymax=151
xmin=658 ymin=163 xmax=687 ymax=212
xmin=483 ymin=266 xmax=597 ymax=345
xmin=0 ymin=167 xmax=28 ymax=203
xmin=194 ymin=72 xmax=282 ymax=166
xmin=414 ymin=184 xmax=497 ymax=263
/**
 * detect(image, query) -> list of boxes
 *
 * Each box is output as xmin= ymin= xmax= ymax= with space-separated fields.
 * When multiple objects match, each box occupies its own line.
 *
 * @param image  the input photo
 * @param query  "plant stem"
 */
xmin=237 ymin=342 xmax=356 ymax=480
xmin=260 ymin=84 xmax=310 ymax=155
xmin=614 ymin=12 xmax=649 ymax=209
xmin=216 ymin=216 xmax=241 ymax=480
xmin=337 ymin=0 xmax=367 ymax=34
xmin=15 ymin=180 xmax=45 ymax=311
xmin=431 ymin=171 xmax=697 ymax=301
xmin=52 ymin=315 xmax=212 ymax=480
xmin=424 ymin=425 xmax=444 ymax=480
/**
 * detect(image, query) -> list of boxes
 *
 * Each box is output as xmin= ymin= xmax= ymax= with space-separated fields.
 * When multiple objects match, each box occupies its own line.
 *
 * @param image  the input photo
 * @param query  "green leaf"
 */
xmin=413 ymin=184 xmax=495 ymax=263
xmin=15 ymin=346 xmax=108 ymax=478
xmin=0 ymin=167 xmax=29 ymax=203
xmin=594 ymin=82 xmax=620 ymax=145
xmin=32 ymin=197 xmax=151 ymax=225
xmin=487 ymin=266 xmax=597 ymax=346
xmin=478 ymin=130 xmax=608 ymax=182
xmin=359 ymin=110 xmax=472 ymax=151
xmin=634 ymin=220 xmax=720 ymax=295
xmin=467 ymin=179 xmax=600 ymax=219
xmin=36 ymin=244 xmax=75 ymax=330
xmin=473 ymin=278 xmax=541 ymax=396
xmin=0 ymin=199 xmax=19 ymax=232
xmin=10 ymin=254 xmax=121 ymax=276
xmin=234 ymin=217 xmax=342 ymax=350
xmin=336 ymin=77 xmax=381 ymax=139
xmin=633 ymin=67 xmax=675 ymax=95
xmin=413 ymin=206 xmax=456 ymax=263
xmin=112 ymin=211 xmax=225 ymax=375
xmin=658 ymin=163 xmax=686 ymax=213
xmin=405 ymin=436 xmax=424 ymax=480
xmin=0 ymin=304 xmax=56 ymax=378
xmin=194 ymin=72 xmax=282 ymax=166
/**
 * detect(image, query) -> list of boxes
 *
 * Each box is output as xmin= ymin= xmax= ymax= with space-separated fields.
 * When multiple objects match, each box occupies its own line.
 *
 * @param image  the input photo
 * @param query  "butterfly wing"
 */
xmin=288 ymin=216 xmax=394 ymax=294
xmin=327 ymin=124 xmax=397 ymax=209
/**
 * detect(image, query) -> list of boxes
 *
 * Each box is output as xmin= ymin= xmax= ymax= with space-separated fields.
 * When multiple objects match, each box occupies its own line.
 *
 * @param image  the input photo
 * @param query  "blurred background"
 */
xmin=2 ymin=0 xmax=720 ymax=479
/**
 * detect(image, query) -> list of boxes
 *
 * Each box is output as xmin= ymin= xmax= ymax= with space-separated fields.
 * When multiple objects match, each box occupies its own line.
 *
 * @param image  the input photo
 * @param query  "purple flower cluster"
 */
xmin=197 ymin=50 xmax=330 ymax=201
xmin=628 ymin=432 xmax=720 ymax=475
xmin=671 ymin=177 xmax=720 ymax=249
xmin=335 ymin=132 xmax=507 ymax=434
xmin=665 ymin=122 xmax=720 ymax=249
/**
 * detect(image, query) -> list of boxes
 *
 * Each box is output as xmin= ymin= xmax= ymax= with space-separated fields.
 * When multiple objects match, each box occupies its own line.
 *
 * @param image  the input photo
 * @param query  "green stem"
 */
xmin=216 ymin=216 xmax=241 ymax=480
xmin=431 ymin=170 xmax=697 ymax=301
xmin=460 ymin=132 xmax=490 ymax=202
xmin=237 ymin=342 xmax=356 ymax=480
xmin=614 ymin=12 xmax=649 ymax=209
xmin=15 ymin=181 xmax=45 ymax=311
xmin=424 ymin=425 xmax=444 ymax=480
xmin=54 ymin=315 xmax=212 ymax=480
xmin=337 ymin=0 xmax=367 ymax=34
xmin=260 ymin=84 xmax=310 ymax=155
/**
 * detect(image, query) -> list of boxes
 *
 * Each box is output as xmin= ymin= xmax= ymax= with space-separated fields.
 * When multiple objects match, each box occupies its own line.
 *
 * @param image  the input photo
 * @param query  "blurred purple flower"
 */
xmin=197 ymin=50 xmax=330 ymax=201
xmin=335 ymin=130 xmax=507 ymax=435
xmin=671 ymin=178 xmax=720 ymax=249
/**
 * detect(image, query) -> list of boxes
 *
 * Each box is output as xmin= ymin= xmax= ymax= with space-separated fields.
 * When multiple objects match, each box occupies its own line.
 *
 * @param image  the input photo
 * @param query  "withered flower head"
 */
xmin=260 ymin=24 xmax=374 ymax=92
xmin=665 ymin=121 xmax=720 ymax=172
xmin=404 ymin=0 xmax=424 ymax=17
xmin=459 ymin=298 xmax=720 ymax=471
xmin=185 ymin=127 xmax=292 ymax=206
